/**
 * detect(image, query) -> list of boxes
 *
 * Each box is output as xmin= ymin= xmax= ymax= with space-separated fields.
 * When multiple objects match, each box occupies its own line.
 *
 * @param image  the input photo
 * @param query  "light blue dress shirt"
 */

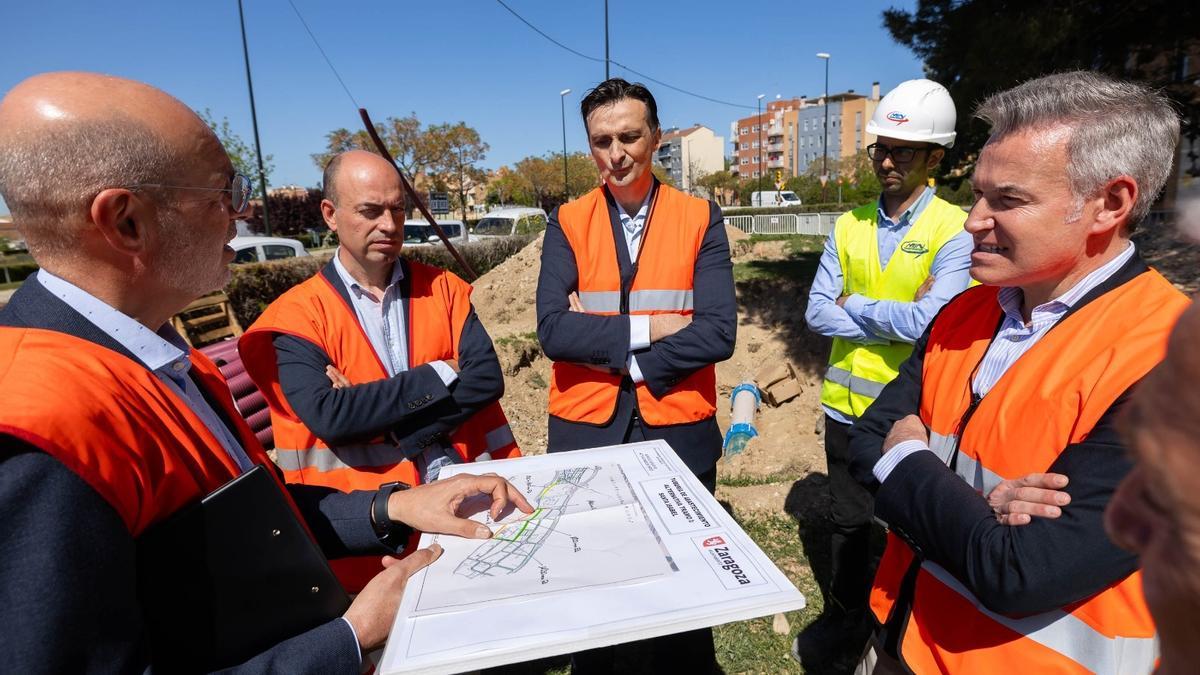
xmin=39 ymin=269 xmax=369 ymax=658
xmin=330 ymin=252 xmax=458 ymax=480
xmin=614 ymin=193 xmax=654 ymax=384
xmin=873 ymin=243 xmax=1136 ymax=483
xmin=36 ymin=270 xmax=254 ymax=473
xmin=806 ymin=187 xmax=973 ymax=424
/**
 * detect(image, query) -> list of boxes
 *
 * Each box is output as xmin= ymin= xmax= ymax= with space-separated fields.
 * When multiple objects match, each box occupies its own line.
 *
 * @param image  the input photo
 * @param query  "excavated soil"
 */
xmin=471 ymin=218 xmax=1200 ymax=522
xmin=472 ymin=233 xmax=829 ymax=522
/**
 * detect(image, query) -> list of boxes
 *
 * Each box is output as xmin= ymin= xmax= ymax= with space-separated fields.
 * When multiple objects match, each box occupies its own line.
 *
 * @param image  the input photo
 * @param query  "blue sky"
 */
xmin=0 ymin=0 xmax=924 ymax=214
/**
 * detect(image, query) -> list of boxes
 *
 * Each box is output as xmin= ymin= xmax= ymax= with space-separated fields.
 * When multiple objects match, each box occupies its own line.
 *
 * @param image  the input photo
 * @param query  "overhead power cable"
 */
xmin=493 ymin=0 xmax=758 ymax=110
xmin=285 ymin=0 xmax=361 ymax=109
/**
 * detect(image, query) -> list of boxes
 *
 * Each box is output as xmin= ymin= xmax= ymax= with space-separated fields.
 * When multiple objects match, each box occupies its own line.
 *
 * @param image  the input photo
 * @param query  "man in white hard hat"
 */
xmin=797 ymin=78 xmax=972 ymax=667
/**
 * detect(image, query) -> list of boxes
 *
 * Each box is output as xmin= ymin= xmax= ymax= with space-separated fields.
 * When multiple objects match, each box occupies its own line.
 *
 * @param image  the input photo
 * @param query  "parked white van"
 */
xmin=229 ymin=236 xmax=310 ymax=264
xmin=750 ymin=191 xmax=802 ymax=207
xmin=472 ymin=207 xmax=548 ymax=240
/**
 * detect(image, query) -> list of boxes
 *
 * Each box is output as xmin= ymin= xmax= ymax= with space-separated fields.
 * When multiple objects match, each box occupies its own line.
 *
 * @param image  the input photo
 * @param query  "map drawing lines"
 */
xmin=454 ymin=466 xmax=600 ymax=579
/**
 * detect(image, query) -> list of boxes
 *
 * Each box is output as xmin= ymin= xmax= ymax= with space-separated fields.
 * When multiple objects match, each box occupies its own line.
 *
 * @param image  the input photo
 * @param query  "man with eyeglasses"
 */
xmin=797 ymin=78 xmax=972 ymax=666
xmin=0 ymin=71 xmax=531 ymax=673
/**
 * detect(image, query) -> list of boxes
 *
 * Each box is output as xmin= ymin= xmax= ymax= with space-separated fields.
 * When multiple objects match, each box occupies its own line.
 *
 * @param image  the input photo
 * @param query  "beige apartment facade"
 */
xmin=654 ymin=124 xmax=725 ymax=194
xmin=731 ymin=83 xmax=881 ymax=180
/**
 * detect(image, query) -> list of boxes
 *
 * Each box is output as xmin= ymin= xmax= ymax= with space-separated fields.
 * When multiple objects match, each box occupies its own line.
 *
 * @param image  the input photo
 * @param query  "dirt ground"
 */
xmin=471 ymin=232 xmax=831 ymax=525
xmin=471 ymin=217 xmax=1200 ymax=526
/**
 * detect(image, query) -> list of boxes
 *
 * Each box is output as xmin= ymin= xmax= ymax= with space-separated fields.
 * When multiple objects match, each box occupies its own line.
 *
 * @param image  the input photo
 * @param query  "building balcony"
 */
xmin=766 ymin=158 xmax=785 ymax=169
xmin=767 ymin=142 xmax=784 ymax=152
xmin=767 ymin=124 xmax=784 ymax=136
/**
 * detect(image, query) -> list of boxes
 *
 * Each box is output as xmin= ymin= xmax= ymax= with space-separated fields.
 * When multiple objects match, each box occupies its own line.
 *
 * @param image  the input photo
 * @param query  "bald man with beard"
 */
xmin=0 ymin=72 xmax=529 ymax=674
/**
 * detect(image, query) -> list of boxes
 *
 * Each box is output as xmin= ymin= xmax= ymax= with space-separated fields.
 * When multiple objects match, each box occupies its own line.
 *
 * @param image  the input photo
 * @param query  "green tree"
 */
xmin=427 ymin=123 xmax=489 ymax=221
xmin=487 ymin=166 xmax=535 ymax=207
xmin=197 ymin=109 xmax=274 ymax=198
xmin=651 ymin=165 xmax=676 ymax=188
xmin=311 ymin=114 xmax=441 ymax=186
xmin=883 ymin=0 xmax=1200 ymax=180
xmin=696 ymin=170 xmax=739 ymax=205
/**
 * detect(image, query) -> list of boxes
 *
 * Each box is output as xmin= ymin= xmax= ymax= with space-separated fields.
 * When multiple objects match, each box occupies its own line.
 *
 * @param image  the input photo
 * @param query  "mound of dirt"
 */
xmin=471 ymin=232 xmax=831 ymax=519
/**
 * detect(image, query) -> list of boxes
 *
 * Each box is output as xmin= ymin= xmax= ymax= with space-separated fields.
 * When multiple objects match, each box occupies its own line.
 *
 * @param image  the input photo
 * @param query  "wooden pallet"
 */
xmin=171 ymin=292 xmax=243 ymax=347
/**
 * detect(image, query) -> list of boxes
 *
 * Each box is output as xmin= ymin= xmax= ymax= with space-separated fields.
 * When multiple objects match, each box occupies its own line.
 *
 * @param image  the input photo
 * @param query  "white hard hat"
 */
xmin=867 ymin=79 xmax=957 ymax=148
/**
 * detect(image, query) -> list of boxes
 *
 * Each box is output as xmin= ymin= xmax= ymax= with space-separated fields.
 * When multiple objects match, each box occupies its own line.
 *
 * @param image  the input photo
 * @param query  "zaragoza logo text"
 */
xmin=702 ymin=536 xmax=726 ymax=548
xmin=887 ymin=111 xmax=910 ymax=125
xmin=901 ymin=241 xmax=929 ymax=255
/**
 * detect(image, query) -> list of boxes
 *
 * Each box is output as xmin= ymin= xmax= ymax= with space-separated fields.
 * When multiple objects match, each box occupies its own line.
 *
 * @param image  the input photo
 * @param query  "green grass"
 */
xmin=718 ymin=473 xmax=804 ymax=488
xmin=734 ymin=235 xmax=825 ymax=284
xmin=495 ymin=331 xmax=540 ymax=348
xmin=714 ymin=513 xmax=824 ymax=674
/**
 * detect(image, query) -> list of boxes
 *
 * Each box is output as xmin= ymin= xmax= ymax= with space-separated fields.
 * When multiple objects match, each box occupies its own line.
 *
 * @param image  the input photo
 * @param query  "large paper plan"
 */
xmin=380 ymin=441 xmax=805 ymax=674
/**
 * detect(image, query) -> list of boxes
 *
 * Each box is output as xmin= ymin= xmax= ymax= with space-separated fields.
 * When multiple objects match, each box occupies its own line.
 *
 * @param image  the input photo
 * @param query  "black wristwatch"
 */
xmin=371 ymin=480 xmax=412 ymax=548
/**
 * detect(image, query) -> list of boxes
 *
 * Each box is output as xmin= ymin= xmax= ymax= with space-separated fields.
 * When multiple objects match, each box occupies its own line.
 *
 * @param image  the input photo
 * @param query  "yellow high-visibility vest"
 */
xmin=819 ymin=196 xmax=967 ymax=418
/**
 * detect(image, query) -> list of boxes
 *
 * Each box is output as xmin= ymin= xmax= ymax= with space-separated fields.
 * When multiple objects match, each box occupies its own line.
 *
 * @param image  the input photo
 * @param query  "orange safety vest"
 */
xmin=0 ymin=327 xmax=296 ymax=537
xmin=240 ymin=259 xmax=520 ymax=591
xmin=549 ymin=183 xmax=716 ymax=427
xmin=870 ymin=270 xmax=1187 ymax=674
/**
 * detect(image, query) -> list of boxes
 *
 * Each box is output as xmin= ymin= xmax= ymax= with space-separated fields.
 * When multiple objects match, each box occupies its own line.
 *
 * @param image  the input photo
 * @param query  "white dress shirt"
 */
xmin=614 ymin=193 xmax=653 ymax=383
xmin=36 ymin=270 xmax=254 ymax=472
xmin=873 ymin=243 xmax=1137 ymax=483
xmin=330 ymin=252 xmax=458 ymax=480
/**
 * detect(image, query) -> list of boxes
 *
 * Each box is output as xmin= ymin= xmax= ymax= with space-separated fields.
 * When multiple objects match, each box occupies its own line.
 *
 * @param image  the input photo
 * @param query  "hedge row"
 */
xmin=720 ymin=203 xmax=850 ymax=216
xmin=227 ymin=235 xmax=535 ymax=328
xmin=0 ymin=261 xmax=39 ymax=284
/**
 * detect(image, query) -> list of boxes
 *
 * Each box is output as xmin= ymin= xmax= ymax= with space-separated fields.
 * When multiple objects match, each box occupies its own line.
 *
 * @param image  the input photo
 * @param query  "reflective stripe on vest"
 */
xmin=922 ymin=562 xmax=1159 ymax=675
xmin=549 ymin=184 xmax=716 ymax=426
xmin=275 ymin=423 xmax=516 ymax=473
xmin=578 ymin=289 xmax=694 ymax=314
xmin=485 ymin=423 xmax=516 ymax=454
xmin=928 ymin=431 xmax=1005 ymax=495
xmin=869 ymin=274 xmax=1187 ymax=673
xmin=820 ymin=196 xmax=969 ymax=418
xmin=824 ymin=364 xmax=886 ymax=399
xmin=274 ymin=442 xmax=399 ymax=473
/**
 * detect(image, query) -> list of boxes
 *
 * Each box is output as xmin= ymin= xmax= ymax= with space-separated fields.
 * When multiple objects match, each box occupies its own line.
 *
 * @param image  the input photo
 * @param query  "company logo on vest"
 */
xmin=901 ymin=241 xmax=929 ymax=255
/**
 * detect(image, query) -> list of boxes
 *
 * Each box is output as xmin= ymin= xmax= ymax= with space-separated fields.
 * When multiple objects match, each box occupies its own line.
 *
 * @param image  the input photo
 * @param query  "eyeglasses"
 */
xmin=126 ymin=173 xmax=252 ymax=214
xmin=866 ymin=143 xmax=927 ymax=163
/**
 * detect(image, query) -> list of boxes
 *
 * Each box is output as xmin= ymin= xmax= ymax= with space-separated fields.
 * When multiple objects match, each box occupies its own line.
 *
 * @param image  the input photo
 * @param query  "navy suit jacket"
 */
xmin=269 ymin=259 xmax=506 ymax=458
xmin=0 ymin=278 xmax=386 ymax=674
xmin=536 ymin=181 xmax=736 ymax=476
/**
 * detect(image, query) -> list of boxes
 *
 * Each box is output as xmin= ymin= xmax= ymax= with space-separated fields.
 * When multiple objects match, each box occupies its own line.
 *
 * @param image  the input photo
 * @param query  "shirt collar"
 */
xmin=877 ymin=186 xmax=934 ymax=230
xmin=35 ymin=269 xmax=191 ymax=375
xmin=996 ymin=243 xmax=1136 ymax=322
xmin=331 ymin=248 xmax=405 ymax=300
xmin=615 ymin=190 xmax=653 ymax=236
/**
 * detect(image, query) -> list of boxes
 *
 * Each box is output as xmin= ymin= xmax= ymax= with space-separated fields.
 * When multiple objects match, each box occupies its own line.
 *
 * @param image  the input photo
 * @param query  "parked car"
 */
xmin=403 ymin=219 xmax=468 ymax=247
xmin=229 ymin=236 xmax=310 ymax=264
xmin=472 ymin=207 xmax=548 ymax=240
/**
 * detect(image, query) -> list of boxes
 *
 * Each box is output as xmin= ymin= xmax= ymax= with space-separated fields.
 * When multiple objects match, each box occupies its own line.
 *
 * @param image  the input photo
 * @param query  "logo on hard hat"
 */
xmin=886 ymin=111 xmax=910 ymax=125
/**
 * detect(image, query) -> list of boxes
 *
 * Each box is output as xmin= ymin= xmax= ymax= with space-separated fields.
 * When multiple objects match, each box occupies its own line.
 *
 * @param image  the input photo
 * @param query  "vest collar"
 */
xmin=601 ymin=178 xmax=662 ymax=273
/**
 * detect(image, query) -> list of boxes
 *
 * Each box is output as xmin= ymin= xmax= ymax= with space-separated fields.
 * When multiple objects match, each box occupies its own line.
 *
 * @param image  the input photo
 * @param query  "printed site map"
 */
xmin=411 ymin=462 xmax=674 ymax=615
xmin=381 ymin=442 xmax=805 ymax=674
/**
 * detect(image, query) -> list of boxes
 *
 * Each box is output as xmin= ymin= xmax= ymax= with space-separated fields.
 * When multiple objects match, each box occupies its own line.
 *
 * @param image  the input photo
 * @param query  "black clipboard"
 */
xmin=137 ymin=464 xmax=351 ymax=672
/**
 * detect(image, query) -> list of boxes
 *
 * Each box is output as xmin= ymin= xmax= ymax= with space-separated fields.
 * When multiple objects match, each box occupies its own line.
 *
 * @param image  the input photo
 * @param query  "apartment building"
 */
xmin=731 ymin=83 xmax=881 ymax=179
xmin=654 ymin=124 xmax=725 ymax=193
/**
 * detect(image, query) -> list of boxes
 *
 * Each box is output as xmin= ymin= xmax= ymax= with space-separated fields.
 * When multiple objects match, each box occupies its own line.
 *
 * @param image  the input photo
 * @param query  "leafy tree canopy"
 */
xmin=884 ymin=0 xmax=1200 ymax=178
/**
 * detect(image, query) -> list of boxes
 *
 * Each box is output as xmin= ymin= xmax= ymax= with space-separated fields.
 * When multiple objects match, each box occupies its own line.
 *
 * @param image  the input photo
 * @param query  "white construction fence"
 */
xmin=724 ymin=212 xmax=839 ymax=237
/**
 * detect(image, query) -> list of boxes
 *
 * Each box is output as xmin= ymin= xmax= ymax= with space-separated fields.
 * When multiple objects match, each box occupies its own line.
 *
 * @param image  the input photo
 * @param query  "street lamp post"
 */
xmin=560 ymin=88 xmax=572 ymax=203
xmin=756 ymin=94 xmax=765 ymax=189
xmin=817 ymin=52 xmax=831 ymax=202
xmin=237 ymin=0 xmax=271 ymax=235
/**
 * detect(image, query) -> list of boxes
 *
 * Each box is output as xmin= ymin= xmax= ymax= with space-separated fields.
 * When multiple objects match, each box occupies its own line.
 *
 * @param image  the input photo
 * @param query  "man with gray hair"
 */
xmin=846 ymin=71 xmax=1188 ymax=673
